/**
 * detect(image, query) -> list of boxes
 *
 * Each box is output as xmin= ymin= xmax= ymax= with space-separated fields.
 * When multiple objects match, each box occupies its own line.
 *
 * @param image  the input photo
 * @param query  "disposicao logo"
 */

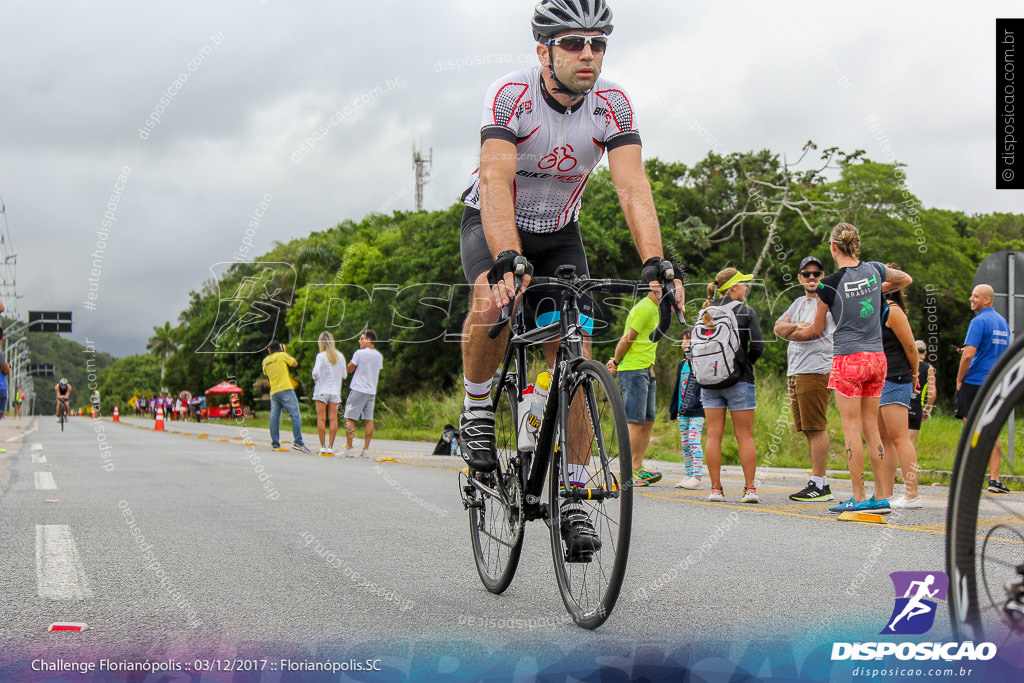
xmin=831 ymin=571 xmax=997 ymax=662
xmin=882 ymin=571 xmax=948 ymax=635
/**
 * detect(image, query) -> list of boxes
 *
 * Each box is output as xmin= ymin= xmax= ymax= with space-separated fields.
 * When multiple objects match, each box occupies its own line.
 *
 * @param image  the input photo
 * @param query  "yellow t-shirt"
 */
xmin=618 ymin=296 xmax=659 ymax=371
xmin=262 ymin=352 xmax=297 ymax=395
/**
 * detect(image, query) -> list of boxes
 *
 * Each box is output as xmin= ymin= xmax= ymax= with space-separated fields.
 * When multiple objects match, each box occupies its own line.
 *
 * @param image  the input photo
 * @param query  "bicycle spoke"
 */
xmin=983 ymin=555 xmax=1022 ymax=570
xmin=982 ymin=498 xmax=1024 ymax=521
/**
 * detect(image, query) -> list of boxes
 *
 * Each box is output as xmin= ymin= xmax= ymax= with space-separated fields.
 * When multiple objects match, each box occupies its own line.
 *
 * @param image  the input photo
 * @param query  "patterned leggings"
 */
xmin=678 ymin=416 xmax=705 ymax=478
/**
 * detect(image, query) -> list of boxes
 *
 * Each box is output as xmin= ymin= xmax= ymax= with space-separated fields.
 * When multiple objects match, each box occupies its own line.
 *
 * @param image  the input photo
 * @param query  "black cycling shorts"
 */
xmin=460 ymin=206 xmax=595 ymax=333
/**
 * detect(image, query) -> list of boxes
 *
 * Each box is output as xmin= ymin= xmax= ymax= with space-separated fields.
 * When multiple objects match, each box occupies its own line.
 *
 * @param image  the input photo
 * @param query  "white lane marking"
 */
xmin=36 ymin=525 xmax=92 ymax=599
xmin=31 ymin=443 xmax=43 ymax=452
xmin=35 ymin=472 xmax=57 ymax=490
xmin=6 ymin=434 xmax=21 ymax=442
xmin=32 ymin=453 xmax=47 ymax=464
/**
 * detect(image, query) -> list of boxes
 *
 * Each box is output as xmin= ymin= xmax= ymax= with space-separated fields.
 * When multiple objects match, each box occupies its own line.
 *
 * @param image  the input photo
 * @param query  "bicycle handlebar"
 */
xmin=486 ymin=265 xmax=686 ymax=341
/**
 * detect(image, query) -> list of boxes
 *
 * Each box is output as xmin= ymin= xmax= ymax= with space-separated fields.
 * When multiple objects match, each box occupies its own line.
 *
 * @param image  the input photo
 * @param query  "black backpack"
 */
xmin=432 ymin=424 xmax=459 ymax=455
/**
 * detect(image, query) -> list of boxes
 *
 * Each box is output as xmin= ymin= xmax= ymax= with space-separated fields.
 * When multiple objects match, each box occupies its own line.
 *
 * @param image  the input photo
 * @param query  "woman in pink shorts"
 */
xmin=790 ymin=223 xmax=911 ymax=514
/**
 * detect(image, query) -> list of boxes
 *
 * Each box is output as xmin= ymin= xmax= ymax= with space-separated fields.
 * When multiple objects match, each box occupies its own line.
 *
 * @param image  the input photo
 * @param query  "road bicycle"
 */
xmin=57 ymin=397 xmax=69 ymax=431
xmin=946 ymin=334 xmax=1024 ymax=640
xmin=459 ymin=259 xmax=682 ymax=629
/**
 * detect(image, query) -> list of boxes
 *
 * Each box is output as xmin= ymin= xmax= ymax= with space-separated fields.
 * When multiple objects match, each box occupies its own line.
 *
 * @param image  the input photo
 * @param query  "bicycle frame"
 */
xmin=489 ymin=270 xmax=639 ymax=522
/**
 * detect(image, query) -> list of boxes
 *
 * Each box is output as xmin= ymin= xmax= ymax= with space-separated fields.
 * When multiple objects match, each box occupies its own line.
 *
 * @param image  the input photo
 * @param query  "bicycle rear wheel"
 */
xmin=468 ymin=378 xmax=525 ymax=594
xmin=548 ymin=359 xmax=632 ymax=629
xmin=946 ymin=336 xmax=1024 ymax=640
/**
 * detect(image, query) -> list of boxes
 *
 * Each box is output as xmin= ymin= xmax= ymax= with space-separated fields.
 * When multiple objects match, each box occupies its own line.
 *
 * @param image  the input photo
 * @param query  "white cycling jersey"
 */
xmin=462 ymin=66 xmax=641 ymax=234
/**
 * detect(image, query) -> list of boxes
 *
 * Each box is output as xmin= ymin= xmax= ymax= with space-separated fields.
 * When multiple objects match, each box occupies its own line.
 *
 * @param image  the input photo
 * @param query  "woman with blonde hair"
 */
xmin=790 ymin=223 xmax=912 ymax=514
xmin=698 ymin=267 xmax=764 ymax=503
xmin=312 ymin=331 xmax=347 ymax=455
xmin=876 ymin=283 xmax=921 ymax=509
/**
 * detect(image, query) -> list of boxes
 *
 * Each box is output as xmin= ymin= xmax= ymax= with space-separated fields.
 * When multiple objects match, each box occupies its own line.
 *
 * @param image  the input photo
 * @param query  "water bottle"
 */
xmin=518 ymin=372 xmax=552 ymax=452
xmin=450 ymin=433 xmax=460 ymax=458
xmin=529 ymin=372 xmax=550 ymax=442
xmin=517 ymin=384 xmax=536 ymax=452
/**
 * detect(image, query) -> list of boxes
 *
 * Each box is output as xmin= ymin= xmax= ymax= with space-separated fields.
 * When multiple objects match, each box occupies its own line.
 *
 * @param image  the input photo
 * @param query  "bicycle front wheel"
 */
xmin=468 ymin=378 xmax=525 ymax=594
xmin=946 ymin=335 xmax=1024 ymax=640
xmin=548 ymin=359 xmax=632 ymax=629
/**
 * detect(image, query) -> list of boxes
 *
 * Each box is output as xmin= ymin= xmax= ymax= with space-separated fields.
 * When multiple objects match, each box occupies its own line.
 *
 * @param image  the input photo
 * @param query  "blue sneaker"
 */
xmin=867 ymin=497 xmax=892 ymax=515
xmin=828 ymin=497 xmax=874 ymax=514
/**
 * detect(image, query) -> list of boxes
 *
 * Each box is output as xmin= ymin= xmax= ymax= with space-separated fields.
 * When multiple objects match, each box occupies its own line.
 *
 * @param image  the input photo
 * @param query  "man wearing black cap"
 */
xmin=774 ymin=257 xmax=836 ymax=501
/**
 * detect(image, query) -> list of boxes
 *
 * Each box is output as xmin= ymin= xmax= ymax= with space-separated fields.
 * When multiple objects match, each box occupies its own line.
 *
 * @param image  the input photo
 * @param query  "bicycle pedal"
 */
xmin=564 ymin=549 xmax=595 ymax=563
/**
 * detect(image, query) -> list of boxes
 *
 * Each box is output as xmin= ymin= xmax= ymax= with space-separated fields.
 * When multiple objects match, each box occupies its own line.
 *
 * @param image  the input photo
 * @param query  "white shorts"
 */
xmin=313 ymin=393 xmax=342 ymax=405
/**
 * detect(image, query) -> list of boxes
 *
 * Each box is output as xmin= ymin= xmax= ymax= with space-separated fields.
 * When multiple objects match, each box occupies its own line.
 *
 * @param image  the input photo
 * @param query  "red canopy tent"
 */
xmin=205 ymin=381 xmax=243 ymax=395
xmin=203 ymin=382 xmax=244 ymax=418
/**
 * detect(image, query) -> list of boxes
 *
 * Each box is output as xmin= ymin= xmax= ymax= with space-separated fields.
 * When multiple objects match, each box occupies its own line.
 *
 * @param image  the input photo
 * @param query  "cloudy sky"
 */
xmin=0 ymin=0 xmax=1018 ymax=357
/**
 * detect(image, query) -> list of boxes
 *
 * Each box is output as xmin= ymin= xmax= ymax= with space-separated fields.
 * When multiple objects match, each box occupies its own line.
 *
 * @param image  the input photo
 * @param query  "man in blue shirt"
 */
xmin=955 ymin=284 xmax=1012 ymax=493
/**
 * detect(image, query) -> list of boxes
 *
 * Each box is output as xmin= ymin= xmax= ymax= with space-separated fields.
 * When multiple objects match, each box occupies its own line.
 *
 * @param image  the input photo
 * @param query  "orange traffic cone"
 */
xmin=154 ymin=406 xmax=165 ymax=431
xmin=112 ymin=405 xmax=119 ymax=422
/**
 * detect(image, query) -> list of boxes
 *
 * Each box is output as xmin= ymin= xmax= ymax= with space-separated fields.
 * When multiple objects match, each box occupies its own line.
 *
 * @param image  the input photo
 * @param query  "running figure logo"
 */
xmin=881 ymin=571 xmax=949 ymax=635
xmin=199 ymin=263 xmax=296 ymax=353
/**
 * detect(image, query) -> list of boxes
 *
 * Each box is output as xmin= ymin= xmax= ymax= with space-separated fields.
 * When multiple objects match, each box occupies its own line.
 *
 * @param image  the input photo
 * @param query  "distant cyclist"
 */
xmin=55 ymin=378 xmax=72 ymax=418
xmin=457 ymin=0 xmax=682 ymax=554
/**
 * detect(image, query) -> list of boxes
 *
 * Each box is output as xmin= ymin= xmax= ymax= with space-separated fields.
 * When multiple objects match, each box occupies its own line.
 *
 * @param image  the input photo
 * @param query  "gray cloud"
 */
xmin=0 ymin=0 xmax=1015 ymax=356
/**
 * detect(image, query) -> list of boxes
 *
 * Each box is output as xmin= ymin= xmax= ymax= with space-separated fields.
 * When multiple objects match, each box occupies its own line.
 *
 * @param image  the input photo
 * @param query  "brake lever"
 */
xmin=649 ymin=265 xmax=686 ymax=342
xmin=487 ymin=256 xmax=532 ymax=339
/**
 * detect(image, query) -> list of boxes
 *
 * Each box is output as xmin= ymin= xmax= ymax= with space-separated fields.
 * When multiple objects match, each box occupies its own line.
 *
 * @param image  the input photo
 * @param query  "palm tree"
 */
xmin=147 ymin=322 xmax=177 ymax=382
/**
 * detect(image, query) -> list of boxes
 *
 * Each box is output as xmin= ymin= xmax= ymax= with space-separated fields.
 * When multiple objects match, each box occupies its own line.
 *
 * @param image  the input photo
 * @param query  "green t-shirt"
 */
xmin=619 ymin=296 xmax=659 ymax=371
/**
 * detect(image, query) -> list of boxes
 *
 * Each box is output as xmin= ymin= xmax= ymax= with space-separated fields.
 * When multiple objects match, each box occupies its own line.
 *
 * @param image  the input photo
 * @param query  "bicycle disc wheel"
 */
xmin=548 ymin=359 xmax=632 ymax=629
xmin=946 ymin=336 xmax=1024 ymax=640
xmin=468 ymin=378 xmax=525 ymax=594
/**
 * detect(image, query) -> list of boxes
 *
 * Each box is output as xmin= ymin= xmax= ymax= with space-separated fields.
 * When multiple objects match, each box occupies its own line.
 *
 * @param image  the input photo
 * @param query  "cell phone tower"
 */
xmin=412 ymin=145 xmax=432 ymax=212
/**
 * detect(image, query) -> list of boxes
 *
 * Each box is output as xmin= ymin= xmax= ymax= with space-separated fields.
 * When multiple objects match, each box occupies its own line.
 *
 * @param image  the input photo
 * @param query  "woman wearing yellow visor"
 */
xmin=698 ymin=268 xmax=764 ymax=503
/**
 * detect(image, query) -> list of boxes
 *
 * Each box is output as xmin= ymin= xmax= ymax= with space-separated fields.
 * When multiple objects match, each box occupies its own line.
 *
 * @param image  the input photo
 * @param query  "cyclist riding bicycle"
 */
xmin=458 ymin=0 xmax=683 ymax=554
xmin=55 ymin=378 xmax=72 ymax=417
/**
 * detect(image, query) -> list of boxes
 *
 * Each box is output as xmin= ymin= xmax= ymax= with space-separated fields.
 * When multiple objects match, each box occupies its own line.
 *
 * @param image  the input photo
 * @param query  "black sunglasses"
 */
xmin=799 ymin=270 xmax=822 ymax=278
xmin=548 ymin=34 xmax=608 ymax=53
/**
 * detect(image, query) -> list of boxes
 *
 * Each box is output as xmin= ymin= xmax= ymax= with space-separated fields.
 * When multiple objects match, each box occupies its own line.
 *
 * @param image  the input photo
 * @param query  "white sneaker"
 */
xmin=890 ymin=495 xmax=922 ymax=509
xmin=358 ymin=450 xmax=370 ymax=459
xmin=708 ymin=489 xmax=725 ymax=502
xmin=675 ymin=476 xmax=703 ymax=490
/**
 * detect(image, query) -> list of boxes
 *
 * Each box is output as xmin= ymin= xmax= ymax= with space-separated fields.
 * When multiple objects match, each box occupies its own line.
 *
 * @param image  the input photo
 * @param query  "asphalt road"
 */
xmin=1 ymin=415 xmax=1022 ymax=680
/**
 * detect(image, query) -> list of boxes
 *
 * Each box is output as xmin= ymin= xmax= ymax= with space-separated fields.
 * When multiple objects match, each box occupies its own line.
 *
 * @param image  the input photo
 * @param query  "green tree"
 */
xmin=150 ymin=144 xmax=1024 ymax=409
xmin=97 ymin=354 xmax=161 ymax=412
xmin=147 ymin=321 xmax=177 ymax=384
